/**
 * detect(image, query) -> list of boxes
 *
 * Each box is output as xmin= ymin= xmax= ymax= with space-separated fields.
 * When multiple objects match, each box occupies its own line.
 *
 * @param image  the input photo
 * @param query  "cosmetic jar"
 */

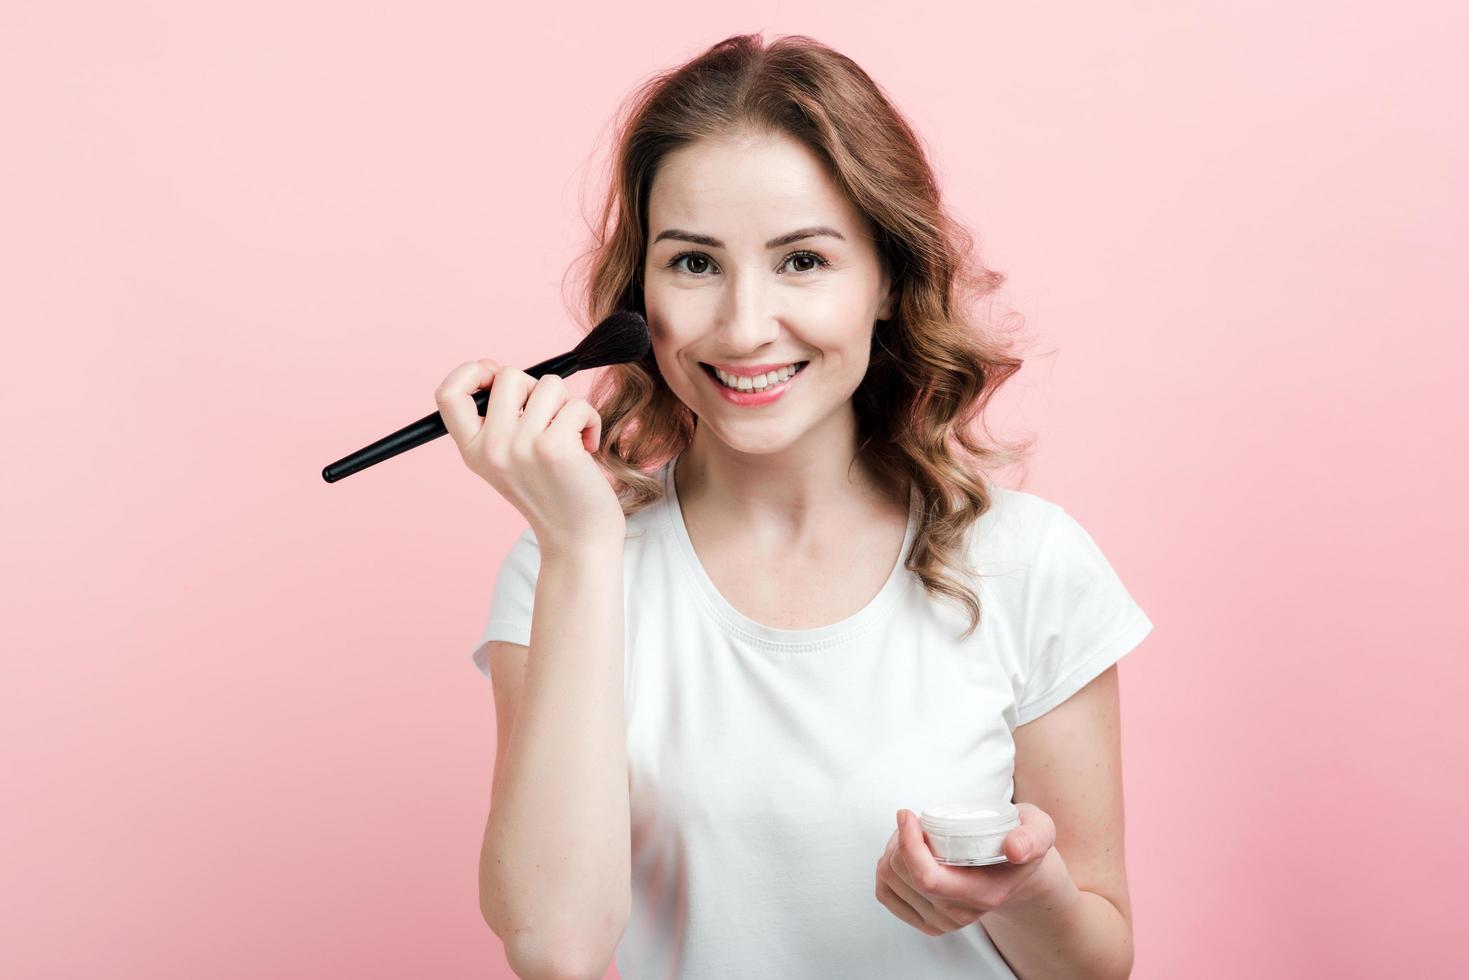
xmin=919 ymin=801 xmax=1021 ymax=866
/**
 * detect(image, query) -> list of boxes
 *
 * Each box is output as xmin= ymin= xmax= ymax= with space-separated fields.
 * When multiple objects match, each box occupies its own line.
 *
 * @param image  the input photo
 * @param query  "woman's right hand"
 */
xmin=436 ymin=358 xmax=626 ymax=555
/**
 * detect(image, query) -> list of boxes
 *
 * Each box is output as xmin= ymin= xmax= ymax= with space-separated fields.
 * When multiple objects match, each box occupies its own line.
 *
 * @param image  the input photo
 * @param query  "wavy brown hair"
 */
xmin=564 ymin=32 xmax=1036 ymax=638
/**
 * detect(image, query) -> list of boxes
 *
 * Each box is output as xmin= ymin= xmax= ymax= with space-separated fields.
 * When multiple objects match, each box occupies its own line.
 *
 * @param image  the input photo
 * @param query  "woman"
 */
xmin=441 ymin=33 xmax=1153 ymax=980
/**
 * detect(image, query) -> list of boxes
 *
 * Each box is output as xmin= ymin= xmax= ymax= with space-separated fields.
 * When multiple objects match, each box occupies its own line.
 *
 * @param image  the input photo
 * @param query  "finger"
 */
xmin=435 ymin=360 xmax=498 ymax=449
xmin=897 ymin=809 xmax=954 ymax=898
xmin=879 ymin=829 xmax=966 ymax=934
xmin=875 ymin=879 xmax=943 ymax=937
xmin=1005 ymin=802 xmax=1057 ymax=864
xmin=481 ymin=367 xmax=535 ymax=455
xmin=882 ymin=857 xmax=968 ymax=933
xmin=543 ymin=398 xmax=603 ymax=457
xmin=512 ymin=374 xmax=569 ymax=455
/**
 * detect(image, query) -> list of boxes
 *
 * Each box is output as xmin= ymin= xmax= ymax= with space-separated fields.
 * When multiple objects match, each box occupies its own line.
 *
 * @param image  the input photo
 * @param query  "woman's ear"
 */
xmin=876 ymin=276 xmax=898 ymax=322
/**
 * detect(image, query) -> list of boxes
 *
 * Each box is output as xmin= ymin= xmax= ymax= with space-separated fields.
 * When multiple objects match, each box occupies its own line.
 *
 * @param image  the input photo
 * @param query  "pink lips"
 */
xmin=703 ymin=362 xmax=806 ymax=407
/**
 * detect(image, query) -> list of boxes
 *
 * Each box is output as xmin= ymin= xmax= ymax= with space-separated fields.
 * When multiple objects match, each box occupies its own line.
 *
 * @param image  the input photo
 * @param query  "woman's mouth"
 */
xmin=699 ymin=361 xmax=809 ymax=407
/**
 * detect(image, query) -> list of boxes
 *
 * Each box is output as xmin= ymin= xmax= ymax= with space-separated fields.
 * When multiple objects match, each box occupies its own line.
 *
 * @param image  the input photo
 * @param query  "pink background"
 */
xmin=4 ymin=2 xmax=1466 ymax=977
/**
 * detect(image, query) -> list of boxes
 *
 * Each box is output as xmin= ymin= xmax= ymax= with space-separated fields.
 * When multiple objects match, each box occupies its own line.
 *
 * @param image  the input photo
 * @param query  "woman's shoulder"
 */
xmin=971 ymin=484 xmax=1063 ymax=542
xmin=623 ymin=490 xmax=671 ymax=542
xmin=957 ymin=484 xmax=1073 ymax=582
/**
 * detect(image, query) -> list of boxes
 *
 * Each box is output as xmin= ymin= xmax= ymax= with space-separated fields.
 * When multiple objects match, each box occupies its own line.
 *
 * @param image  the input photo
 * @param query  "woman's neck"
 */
xmin=674 ymin=407 xmax=904 ymax=537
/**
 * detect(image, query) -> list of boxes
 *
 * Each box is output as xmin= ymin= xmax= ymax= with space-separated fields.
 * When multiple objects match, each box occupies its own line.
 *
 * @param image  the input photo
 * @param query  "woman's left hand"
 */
xmin=875 ymin=802 xmax=1067 ymax=936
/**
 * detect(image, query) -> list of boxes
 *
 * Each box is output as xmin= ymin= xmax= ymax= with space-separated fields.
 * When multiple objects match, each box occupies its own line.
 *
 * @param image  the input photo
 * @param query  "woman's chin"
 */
xmin=700 ymin=419 xmax=815 ymax=458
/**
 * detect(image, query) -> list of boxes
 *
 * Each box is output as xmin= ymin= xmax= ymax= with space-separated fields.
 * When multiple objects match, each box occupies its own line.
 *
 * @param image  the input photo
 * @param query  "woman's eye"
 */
xmin=784 ymin=251 xmax=827 ymax=274
xmin=669 ymin=253 xmax=714 ymax=275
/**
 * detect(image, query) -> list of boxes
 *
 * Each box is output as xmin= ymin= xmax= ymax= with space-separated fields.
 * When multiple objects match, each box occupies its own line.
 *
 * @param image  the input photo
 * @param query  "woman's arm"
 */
xmin=479 ymin=540 xmax=631 ymax=980
xmin=979 ymin=664 xmax=1135 ymax=980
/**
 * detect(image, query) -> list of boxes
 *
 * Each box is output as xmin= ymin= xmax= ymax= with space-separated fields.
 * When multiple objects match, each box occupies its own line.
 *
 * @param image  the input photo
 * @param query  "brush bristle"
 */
xmin=572 ymin=310 xmax=651 ymax=369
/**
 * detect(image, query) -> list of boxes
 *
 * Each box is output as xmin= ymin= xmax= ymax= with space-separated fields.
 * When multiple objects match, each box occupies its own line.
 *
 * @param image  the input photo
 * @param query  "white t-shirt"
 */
xmin=470 ymin=454 xmax=1153 ymax=980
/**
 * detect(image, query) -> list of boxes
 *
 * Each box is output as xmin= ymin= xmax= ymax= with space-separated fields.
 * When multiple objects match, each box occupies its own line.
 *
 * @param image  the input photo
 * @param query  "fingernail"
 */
xmin=898 ymin=811 xmax=908 ymax=829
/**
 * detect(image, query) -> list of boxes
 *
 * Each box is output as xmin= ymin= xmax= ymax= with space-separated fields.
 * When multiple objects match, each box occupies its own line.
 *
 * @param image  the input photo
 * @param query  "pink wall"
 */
xmin=4 ymin=2 xmax=1465 ymax=977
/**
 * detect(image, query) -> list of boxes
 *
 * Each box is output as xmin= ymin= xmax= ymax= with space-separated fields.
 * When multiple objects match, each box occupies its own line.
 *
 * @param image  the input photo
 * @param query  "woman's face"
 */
xmin=642 ymin=129 xmax=895 ymax=457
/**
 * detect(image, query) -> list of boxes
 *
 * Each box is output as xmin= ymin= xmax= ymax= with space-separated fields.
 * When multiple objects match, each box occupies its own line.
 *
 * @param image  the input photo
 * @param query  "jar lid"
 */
xmin=919 ymin=799 xmax=1021 ymax=836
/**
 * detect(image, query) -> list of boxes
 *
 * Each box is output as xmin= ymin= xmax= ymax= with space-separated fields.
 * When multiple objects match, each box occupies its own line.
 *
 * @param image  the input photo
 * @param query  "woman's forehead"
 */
xmin=649 ymin=136 xmax=865 ymax=243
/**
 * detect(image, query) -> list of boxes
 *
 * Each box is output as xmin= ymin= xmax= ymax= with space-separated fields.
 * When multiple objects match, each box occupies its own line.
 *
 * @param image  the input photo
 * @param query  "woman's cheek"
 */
xmin=647 ymin=288 xmax=707 ymax=344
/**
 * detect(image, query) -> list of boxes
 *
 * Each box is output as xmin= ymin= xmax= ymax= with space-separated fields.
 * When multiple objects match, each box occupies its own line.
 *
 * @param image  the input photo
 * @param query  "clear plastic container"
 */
xmin=919 ymin=800 xmax=1021 ymax=866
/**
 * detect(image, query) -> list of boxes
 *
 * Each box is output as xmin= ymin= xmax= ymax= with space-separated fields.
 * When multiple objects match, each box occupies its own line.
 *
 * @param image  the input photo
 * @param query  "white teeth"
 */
xmin=712 ymin=362 xmax=804 ymax=391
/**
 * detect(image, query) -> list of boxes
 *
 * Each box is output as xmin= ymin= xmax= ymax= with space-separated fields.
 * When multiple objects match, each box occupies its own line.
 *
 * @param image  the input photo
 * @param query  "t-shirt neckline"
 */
xmin=660 ymin=453 xmax=919 ymax=650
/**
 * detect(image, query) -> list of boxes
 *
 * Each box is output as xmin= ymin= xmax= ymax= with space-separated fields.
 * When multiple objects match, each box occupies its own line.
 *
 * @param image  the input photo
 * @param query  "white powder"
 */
xmin=930 ymin=806 xmax=1000 ymax=820
xmin=919 ymin=801 xmax=1021 ymax=865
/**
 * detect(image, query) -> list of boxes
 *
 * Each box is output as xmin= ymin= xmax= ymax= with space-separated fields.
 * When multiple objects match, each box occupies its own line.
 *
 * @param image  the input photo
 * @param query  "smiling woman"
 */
xmin=468 ymin=30 xmax=1153 ymax=980
xmin=638 ymin=130 xmax=899 ymax=443
xmin=581 ymin=43 xmax=1030 ymax=625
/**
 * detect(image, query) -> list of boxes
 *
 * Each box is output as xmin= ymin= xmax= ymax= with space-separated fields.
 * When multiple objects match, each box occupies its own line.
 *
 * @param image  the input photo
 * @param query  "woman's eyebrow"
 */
xmin=650 ymin=226 xmax=848 ymax=249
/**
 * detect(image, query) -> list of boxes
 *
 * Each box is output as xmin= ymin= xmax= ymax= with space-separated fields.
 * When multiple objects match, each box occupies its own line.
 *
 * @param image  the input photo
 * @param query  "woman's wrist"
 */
xmin=978 ymin=847 xmax=1133 ymax=980
xmin=981 ymin=847 xmax=1082 ymax=925
xmin=537 ymin=527 xmax=625 ymax=565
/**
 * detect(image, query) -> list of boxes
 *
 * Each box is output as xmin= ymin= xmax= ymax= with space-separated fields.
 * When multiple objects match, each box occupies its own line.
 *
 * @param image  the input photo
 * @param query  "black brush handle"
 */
xmin=321 ymin=350 xmax=580 ymax=483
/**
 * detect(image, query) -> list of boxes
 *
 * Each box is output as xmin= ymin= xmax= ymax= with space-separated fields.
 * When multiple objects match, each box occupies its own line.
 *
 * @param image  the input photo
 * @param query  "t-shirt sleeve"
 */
xmin=469 ymin=526 xmax=541 ymax=679
xmin=1016 ymin=505 xmax=1153 ymax=725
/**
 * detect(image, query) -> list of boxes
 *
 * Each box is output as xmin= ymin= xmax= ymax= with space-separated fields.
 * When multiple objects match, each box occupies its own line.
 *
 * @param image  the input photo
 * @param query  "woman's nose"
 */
xmin=717 ymin=278 xmax=780 ymax=351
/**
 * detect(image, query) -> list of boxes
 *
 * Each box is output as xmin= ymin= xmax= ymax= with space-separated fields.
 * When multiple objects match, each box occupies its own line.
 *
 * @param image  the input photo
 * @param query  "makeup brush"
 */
xmin=321 ymin=310 xmax=649 ymax=483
